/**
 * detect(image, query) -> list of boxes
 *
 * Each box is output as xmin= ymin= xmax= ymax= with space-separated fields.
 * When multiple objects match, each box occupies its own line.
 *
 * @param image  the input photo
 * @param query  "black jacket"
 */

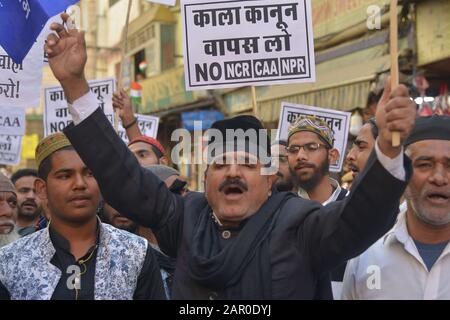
xmin=65 ymin=108 xmax=411 ymax=300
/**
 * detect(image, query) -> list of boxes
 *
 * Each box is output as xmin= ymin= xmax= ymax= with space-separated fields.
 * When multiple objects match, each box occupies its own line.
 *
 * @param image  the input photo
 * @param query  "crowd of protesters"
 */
xmin=0 ymin=13 xmax=448 ymax=300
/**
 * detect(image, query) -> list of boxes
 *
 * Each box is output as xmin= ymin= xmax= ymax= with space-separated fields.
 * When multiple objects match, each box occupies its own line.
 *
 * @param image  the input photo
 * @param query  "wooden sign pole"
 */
xmin=390 ymin=0 xmax=401 ymax=147
xmin=251 ymin=86 xmax=258 ymax=116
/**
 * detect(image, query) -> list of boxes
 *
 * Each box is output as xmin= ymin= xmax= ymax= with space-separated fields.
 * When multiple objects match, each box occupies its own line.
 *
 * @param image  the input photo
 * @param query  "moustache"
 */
xmin=294 ymin=162 xmax=316 ymax=170
xmin=218 ymin=178 xmax=248 ymax=192
xmin=21 ymin=200 xmax=37 ymax=208
xmin=0 ymin=219 xmax=15 ymax=234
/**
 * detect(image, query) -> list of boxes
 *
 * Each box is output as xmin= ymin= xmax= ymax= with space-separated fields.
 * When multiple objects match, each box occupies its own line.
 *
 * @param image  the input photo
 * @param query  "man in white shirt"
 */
xmin=342 ymin=116 xmax=450 ymax=299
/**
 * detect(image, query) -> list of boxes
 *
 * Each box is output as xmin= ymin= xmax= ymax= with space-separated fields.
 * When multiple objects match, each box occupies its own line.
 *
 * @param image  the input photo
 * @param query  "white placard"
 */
xmin=118 ymin=114 xmax=160 ymax=144
xmin=146 ymin=0 xmax=176 ymax=6
xmin=0 ymin=41 xmax=44 ymax=108
xmin=277 ymin=102 xmax=351 ymax=172
xmin=0 ymin=106 xmax=26 ymax=136
xmin=0 ymin=135 xmax=23 ymax=166
xmin=43 ymin=78 xmax=116 ymax=136
xmin=181 ymin=0 xmax=315 ymax=90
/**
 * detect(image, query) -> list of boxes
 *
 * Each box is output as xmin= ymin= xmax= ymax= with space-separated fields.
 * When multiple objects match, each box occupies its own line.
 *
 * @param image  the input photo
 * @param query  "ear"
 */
xmin=328 ymin=148 xmax=340 ymax=166
xmin=159 ymin=156 xmax=169 ymax=166
xmin=266 ymin=173 xmax=278 ymax=190
xmin=34 ymin=178 xmax=48 ymax=201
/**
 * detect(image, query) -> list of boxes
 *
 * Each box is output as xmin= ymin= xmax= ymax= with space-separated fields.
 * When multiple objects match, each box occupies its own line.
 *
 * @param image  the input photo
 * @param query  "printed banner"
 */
xmin=0 ymin=135 xmax=23 ymax=166
xmin=181 ymin=0 xmax=316 ymax=90
xmin=0 ymin=41 xmax=45 ymax=108
xmin=0 ymin=106 xmax=26 ymax=136
xmin=118 ymin=114 xmax=160 ymax=144
xmin=44 ymin=78 xmax=116 ymax=136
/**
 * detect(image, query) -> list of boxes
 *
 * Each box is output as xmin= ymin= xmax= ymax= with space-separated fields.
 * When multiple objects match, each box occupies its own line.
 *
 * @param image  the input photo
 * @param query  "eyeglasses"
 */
xmin=286 ymin=143 xmax=328 ymax=155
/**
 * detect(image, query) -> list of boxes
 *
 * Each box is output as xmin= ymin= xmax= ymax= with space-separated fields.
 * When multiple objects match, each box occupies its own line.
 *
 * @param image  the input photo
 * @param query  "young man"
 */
xmin=10 ymin=169 xmax=43 ymax=237
xmin=47 ymin=13 xmax=416 ymax=299
xmin=342 ymin=116 xmax=450 ymax=299
xmin=287 ymin=116 xmax=347 ymax=205
xmin=286 ymin=116 xmax=350 ymax=299
xmin=346 ymin=118 xmax=379 ymax=182
xmin=0 ymin=133 xmax=165 ymax=300
xmin=0 ymin=173 xmax=20 ymax=248
xmin=271 ymin=140 xmax=296 ymax=192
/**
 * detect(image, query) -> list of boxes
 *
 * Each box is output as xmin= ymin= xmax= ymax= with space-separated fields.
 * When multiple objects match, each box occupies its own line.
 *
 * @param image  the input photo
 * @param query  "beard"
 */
xmin=18 ymin=202 xmax=42 ymax=221
xmin=406 ymin=188 xmax=450 ymax=226
xmin=0 ymin=228 xmax=20 ymax=248
xmin=291 ymin=157 xmax=330 ymax=192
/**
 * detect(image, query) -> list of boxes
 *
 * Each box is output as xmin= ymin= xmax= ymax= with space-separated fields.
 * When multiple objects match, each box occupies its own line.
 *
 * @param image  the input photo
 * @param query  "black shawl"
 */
xmin=188 ymin=192 xmax=294 ymax=299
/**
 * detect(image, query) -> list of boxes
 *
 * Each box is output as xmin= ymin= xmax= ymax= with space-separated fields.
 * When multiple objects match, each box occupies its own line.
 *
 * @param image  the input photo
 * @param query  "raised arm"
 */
xmin=113 ymin=89 xmax=143 ymax=141
xmin=45 ymin=13 xmax=184 ymax=256
xmin=300 ymin=79 xmax=416 ymax=275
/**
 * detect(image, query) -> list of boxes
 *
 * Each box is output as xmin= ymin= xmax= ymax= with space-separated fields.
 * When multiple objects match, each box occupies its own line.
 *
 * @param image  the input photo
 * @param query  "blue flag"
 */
xmin=0 ymin=0 xmax=80 ymax=64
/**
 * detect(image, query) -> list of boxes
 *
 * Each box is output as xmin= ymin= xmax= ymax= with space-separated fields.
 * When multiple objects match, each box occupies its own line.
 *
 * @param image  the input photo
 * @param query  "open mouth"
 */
xmin=426 ymin=192 xmax=450 ymax=204
xmin=22 ymin=203 xmax=36 ymax=210
xmin=223 ymin=185 xmax=245 ymax=196
xmin=0 ymin=222 xmax=14 ymax=234
xmin=347 ymin=164 xmax=359 ymax=175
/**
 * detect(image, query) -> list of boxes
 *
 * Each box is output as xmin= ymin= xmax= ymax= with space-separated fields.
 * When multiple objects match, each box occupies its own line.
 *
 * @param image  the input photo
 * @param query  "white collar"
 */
xmin=298 ymin=178 xmax=344 ymax=205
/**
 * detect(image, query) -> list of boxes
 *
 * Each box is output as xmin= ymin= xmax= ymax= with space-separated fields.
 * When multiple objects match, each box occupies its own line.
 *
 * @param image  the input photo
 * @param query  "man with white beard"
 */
xmin=342 ymin=116 xmax=450 ymax=299
xmin=0 ymin=173 xmax=20 ymax=248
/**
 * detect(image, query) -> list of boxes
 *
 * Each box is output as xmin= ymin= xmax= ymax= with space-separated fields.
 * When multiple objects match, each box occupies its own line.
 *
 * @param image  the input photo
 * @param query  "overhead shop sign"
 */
xmin=181 ymin=0 xmax=316 ymax=90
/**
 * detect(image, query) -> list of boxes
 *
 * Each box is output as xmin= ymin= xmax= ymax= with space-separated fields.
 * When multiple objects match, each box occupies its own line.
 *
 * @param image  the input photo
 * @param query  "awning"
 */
xmin=258 ymin=54 xmax=391 ymax=122
xmin=222 ymin=47 xmax=391 ymax=123
xmin=140 ymin=66 xmax=212 ymax=114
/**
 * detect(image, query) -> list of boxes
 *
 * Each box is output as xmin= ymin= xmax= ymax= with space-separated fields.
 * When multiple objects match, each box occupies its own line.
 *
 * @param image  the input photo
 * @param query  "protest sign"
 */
xmin=0 ymin=135 xmax=23 ymax=166
xmin=181 ymin=0 xmax=315 ymax=90
xmin=118 ymin=114 xmax=160 ymax=144
xmin=0 ymin=106 xmax=26 ymax=136
xmin=0 ymin=41 xmax=45 ymax=108
xmin=0 ymin=0 xmax=79 ymax=64
xmin=44 ymin=78 xmax=116 ymax=136
xmin=277 ymin=102 xmax=351 ymax=172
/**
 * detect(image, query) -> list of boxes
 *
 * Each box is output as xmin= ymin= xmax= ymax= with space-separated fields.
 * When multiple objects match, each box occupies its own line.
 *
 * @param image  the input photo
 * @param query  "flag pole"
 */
xmin=115 ymin=0 xmax=133 ymax=131
xmin=390 ymin=0 xmax=401 ymax=147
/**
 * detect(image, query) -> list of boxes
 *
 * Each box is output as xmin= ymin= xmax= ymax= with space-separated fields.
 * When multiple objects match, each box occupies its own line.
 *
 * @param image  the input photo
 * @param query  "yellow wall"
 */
xmin=417 ymin=0 xmax=450 ymax=66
